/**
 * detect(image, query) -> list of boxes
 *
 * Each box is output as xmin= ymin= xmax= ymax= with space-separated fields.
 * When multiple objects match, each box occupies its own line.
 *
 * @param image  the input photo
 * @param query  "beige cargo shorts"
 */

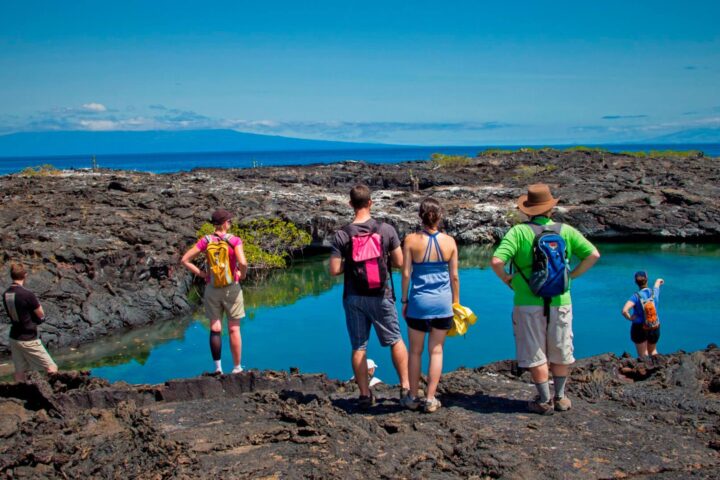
xmin=10 ymin=338 xmax=57 ymax=373
xmin=204 ymin=282 xmax=245 ymax=321
xmin=512 ymin=305 xmax=575 ymax=368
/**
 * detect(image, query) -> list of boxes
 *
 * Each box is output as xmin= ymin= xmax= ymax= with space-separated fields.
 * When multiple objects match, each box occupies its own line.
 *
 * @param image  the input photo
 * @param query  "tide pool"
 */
xmin=65 ymin=244 xmax=720 ymax=385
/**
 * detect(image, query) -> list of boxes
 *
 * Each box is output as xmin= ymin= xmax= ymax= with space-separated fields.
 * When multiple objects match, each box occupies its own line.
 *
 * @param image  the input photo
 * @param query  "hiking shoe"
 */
xmin=231 ymin=366 xmax=244 ymax=374
xmin=423 ymin=397 xmax=442 ymax=413
xmin=528 ymin=396 xmax=554 ymax=415
xmin=400 ymin=394 xmax=421 ymax=410
xmin=212 ymin=368 xmax=224 ymax=376
xmin=358 ymin=394 xmax=376 ymax=410
xmin=554 ymin=396 xmax=572 ymax=412
xmin=400 ymin=387 xmax=411 ymax=400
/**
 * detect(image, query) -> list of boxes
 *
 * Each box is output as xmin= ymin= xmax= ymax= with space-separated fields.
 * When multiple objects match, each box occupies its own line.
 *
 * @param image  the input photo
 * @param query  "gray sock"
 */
xmin=534 ymin=381 xmax=551 ymax=403
xmin=553 ymin=376 xmax=568 ymax=399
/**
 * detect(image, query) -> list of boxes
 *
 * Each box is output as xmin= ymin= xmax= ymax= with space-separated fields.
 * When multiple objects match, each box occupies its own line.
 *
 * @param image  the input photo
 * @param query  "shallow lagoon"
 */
xmin=11 ymin=243 xmax=719 ymax=385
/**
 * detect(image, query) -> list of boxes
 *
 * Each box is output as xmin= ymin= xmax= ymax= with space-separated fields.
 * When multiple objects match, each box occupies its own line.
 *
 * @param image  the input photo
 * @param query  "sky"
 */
xmin=1 ymin=0 xmax=719 ymax=145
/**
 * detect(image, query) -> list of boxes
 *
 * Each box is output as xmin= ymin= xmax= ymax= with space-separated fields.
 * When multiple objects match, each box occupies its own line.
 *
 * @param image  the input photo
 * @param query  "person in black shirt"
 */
xmin=2 ymin=263 xmax=57 ymax=381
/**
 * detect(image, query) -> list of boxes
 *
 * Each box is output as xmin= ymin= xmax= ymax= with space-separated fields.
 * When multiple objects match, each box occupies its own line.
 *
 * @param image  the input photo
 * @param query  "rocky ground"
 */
xmin=1 ymin=346 xmax=719 ymax=479
xmin=1 ymin=149 xmax=718 ymax=354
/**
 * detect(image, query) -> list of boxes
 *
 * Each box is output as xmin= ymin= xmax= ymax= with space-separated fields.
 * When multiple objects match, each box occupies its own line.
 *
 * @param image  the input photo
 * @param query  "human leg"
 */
xmin=209 ymin=319 xmax=223 ymax=373
xmin=228 ymin=318 xmax=242 ymax=371
xmin=547 ymin=306 xmax=576 ymax=411
xmin=407 ymin=326 xmax=426 ymax=400
xmin=647 ymin=327 xmax=660 ymax=356
xmin=373 ymin=297 xmax=409 ymax=390
xmin=12 ymin=339 xmax=57 ymax=379
xmin=635 ymin=342 xmax=649 ymax=358
xmin=630 ymin=323 xmax=649 ymax=358
xmin=344 ymin=296 xmax=372 ymax=398
xmin=426 ymin=327 xmax=448 ymax=400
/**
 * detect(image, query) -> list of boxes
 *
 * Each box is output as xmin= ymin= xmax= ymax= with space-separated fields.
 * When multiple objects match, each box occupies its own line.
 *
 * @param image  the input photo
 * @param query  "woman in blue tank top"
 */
xmin=399 ymin=198 xmax=460 ymax=413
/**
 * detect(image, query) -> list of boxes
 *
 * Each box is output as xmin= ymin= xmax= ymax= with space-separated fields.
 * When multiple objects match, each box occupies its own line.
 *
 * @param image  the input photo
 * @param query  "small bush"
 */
xmin=19 ymin=164 xmax=60 ymax=176
xmin=481 ymin=148 xmax=514 ymax=156
xmin=564 ymin=146 xmax=608 ymax=153
xmin=430 ymin=153 xmax=472 ymax=168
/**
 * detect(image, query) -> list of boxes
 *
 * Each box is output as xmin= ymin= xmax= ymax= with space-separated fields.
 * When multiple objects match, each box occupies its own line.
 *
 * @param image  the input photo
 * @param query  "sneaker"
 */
xmin=212 ymin=368 xmax=224 ymax=376
xmin=423 ymin=397 xmax=442 ymax=413
xmin=527 ymin=396 xmax=554 ymax=415
xmin=358 ymin=393 xmax=376 ymax=410
xmin=400 ymin=387 xmax=411 ymax=400
xmin=231 ymin=366 xmax=244 ymax=374
xmin=400 ymin=394 xmax=421 ymax=410
xmin=554 ymin=396 xmax=572 ymax=412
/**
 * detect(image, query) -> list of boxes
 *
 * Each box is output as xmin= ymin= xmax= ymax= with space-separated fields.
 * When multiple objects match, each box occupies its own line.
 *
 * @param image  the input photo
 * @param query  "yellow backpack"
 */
xmin=205 ymin=234 xmax=235 ymax=287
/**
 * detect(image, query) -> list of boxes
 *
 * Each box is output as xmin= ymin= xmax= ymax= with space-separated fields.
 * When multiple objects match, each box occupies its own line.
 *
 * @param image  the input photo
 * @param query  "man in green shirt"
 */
xmin=491 ymin=184 xmax=600 ymax=415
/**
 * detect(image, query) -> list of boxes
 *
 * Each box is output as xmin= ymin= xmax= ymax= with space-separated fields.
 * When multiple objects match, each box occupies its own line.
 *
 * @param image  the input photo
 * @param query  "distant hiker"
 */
xmin=400 ymin=197 xmax=459 ymax=413
xmin=350 ymin=358 xmax=383 ymax=387
xmin=181 ymin=209 xmax=248 ymax=375
xmin=2 ymin=263 xmax=58 ymax=382
xmin=490 ymin=184 xmax=600 ymax=415
xmin=329 ymin=184 xmax=410 ymax=409
xmin=622 ymin=271 xmax=664 ymax=359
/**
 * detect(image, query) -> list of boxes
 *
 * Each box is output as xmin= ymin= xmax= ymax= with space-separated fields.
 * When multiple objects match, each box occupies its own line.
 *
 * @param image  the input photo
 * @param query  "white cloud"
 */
xmin=81 ymin=102 xmax=107 ymax=113
xmin=78 ymin=119 xmax=119 ymax=131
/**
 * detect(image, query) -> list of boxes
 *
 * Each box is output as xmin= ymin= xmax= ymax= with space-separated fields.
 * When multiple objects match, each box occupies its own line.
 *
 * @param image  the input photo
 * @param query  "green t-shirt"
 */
xmin=493 ymin=217 xmax=596 ymax=306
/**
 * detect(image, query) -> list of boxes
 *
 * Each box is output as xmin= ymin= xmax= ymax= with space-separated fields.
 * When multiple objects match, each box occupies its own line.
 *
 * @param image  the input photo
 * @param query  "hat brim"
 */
xmin=517 ymin=195 xmax=559 ymax=216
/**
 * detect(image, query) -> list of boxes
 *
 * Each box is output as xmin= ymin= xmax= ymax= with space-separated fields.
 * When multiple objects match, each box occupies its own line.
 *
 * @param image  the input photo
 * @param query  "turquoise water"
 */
xmin=81 ymin=244 xmax=720 ymax=384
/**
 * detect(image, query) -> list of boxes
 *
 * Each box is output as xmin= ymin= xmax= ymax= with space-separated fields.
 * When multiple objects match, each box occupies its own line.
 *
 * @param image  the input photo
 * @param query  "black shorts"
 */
xmin=406 ymin=316 xmax=453 ymax=333
xmin=630 ymin=323 xmax=660 ymax=344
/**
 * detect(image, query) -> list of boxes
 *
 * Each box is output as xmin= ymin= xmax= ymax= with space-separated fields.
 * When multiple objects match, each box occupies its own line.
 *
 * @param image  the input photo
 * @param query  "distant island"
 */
xmin=0 ymin=129 xmax=393 ymax=157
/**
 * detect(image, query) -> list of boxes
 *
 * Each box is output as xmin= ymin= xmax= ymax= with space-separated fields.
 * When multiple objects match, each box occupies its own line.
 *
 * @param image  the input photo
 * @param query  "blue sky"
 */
xmin=1 ymin=1 xmax=719 ymax=145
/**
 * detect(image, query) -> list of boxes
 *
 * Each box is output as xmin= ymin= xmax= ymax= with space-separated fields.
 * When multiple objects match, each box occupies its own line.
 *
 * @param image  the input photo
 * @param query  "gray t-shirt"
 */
xmin=330 ymin=219 xmax=401 ymax=298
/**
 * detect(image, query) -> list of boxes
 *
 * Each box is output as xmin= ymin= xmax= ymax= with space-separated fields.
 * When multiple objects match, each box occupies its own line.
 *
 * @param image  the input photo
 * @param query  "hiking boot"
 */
xmin=231 ymin=366 xmax=244 ymax=374
xmin=423 ymin=397 xmax=442 ymax=413
xmin=358 ymin=393 xmax=376 ymax=410
xmin=400 ymin=394 xmax=421 ymax=410
xmin=554 ymin=396 xmax=572 ymax=412
xmin=528 ymin=396 xmax=554 ymax=415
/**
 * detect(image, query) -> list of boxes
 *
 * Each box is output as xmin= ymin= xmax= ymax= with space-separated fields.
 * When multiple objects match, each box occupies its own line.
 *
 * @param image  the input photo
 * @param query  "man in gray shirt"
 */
xmin=330 ymin=184 xmax=409 ymax=408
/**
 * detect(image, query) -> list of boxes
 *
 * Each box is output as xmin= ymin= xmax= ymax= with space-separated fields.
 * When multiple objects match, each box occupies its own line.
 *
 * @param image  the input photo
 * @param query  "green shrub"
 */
xmin=481 ymin=148 xmax=514 ymax=156
xmin=564 ymin=146 xmax=607 ymax=153
xmin=19 ymin=164 xmax=59 ymax=176
xmin=620 ymin=149 xmax=703 ymax=159
xmin=430 ymin=153 xmax=472 ymax=168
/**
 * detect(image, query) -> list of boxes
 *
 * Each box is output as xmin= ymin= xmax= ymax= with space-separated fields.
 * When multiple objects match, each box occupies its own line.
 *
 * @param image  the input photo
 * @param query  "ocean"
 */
xmin=1 ymin=143 xmax=718 ymax=176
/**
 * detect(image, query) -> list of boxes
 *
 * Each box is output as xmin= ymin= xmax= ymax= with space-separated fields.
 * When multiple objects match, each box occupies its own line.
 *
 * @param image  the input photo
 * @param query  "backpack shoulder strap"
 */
xmin=4 ymin=290 xmax=20 ymax=323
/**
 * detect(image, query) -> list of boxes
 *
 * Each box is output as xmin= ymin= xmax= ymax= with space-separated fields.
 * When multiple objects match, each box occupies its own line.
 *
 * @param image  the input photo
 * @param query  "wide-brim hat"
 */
xmin=517 ymin=183 xmax=559 ymax=216
xmin=210 ymin=209 xmax=233 ymax=225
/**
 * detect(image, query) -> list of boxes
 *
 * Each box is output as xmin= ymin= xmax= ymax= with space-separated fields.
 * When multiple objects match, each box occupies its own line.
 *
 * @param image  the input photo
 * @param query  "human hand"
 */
xmin=655 ymin=278 xmax=664 ymax=288
xmin=502 ymin=273 xmax=514 ymax=290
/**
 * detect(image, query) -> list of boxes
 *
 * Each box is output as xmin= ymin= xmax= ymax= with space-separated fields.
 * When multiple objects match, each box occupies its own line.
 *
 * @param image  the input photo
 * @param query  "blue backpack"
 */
xmin=513 ymin=222 xmax=570 ymax=300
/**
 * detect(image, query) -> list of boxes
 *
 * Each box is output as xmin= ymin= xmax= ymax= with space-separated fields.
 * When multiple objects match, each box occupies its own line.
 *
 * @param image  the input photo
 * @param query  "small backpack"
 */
xmin=205 ymin=234 xmax=235 ymax=288
xmin=343 ymin=222 xmax=389 ymax=296
xmin=637 ymin=289 xmax=659 ymax=330
xmin=513 ymin=222 xmax=570 ymax=299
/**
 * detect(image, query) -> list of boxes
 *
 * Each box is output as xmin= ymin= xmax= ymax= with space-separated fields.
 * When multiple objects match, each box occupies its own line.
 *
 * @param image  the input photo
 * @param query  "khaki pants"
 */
xmin=10 ymin=338 xmax=57 ymax=374
xmin=204 ymin=282 xmax=245 ymax=320
xmin=512 ymin=305 xmax=575 ymax=368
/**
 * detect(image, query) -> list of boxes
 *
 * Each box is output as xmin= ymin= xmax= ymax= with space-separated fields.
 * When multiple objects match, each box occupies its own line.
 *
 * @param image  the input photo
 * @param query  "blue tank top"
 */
xmin=406 ymin=231 xmax=453 ymax=319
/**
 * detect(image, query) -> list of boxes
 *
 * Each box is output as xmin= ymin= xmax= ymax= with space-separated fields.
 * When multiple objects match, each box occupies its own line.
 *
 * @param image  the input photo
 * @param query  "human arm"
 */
xmin=449 ymin=237 xmax=460 ymax=304
xmin=389 ymin=246 xmax=403 ymax=269
xmin=329 ymin=256 xmax=344 ymax=276
xmin=234 ymin=242 xmax=248 ymax=281
xmin=570 ymin=248 xmax=600 ymax=280
xmin=622 ymin=299 xmax=636 ymax=321
xmin=180 ymin=245 xmax=208 ymax=279
xmin=400 ymin=238 xmax=412 ymax=318
xmin=491 ymin=257 xmax=513 ymax=289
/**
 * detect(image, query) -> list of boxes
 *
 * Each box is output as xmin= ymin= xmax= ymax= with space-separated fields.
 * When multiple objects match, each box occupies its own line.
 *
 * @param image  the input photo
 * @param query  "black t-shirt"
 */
xmin=3 ymin=284 xmax=41 ymax=341
xmin=330 ymin=219 xmax=401 ymax=298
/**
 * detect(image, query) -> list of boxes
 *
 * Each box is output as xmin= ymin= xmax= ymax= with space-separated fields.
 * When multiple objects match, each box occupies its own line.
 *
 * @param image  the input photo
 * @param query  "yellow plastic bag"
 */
xmin=447 ymin=303 xmax=477 ymax=337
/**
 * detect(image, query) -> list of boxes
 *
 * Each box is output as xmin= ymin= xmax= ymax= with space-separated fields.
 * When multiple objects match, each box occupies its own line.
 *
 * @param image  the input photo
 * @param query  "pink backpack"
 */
xmin=343 ymin=222 xmax=389 ymax=295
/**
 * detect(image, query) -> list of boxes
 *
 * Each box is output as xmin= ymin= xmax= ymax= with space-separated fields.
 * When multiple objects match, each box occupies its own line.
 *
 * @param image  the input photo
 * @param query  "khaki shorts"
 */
xmin=10 ymin=338 xmax=57 ymax=374
xmin=512 ymin=305 xmax=575 ymax=368
xmin=204 ymin=282 xmax=245 ymax=320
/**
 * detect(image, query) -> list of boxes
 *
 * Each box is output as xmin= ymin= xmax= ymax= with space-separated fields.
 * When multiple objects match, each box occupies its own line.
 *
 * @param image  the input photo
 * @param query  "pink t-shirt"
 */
xmin=196 ymin=234 xmax=244 ymax=283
